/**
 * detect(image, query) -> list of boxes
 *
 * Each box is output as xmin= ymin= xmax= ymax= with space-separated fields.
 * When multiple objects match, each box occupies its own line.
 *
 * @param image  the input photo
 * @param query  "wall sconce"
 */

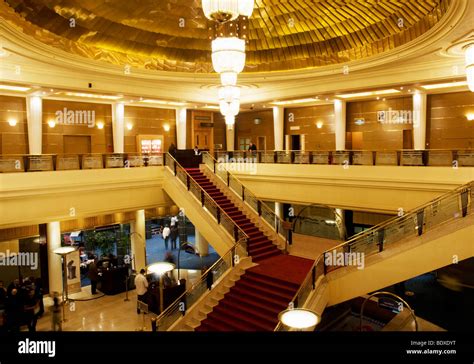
xmin=163 ymin=124 xmax=170 ymax=132
xmin=8 ymin=118 xmax=17 ymax=126
xmin=48 ymin=120 xmax=56 ymax=128
xmin=466 ymin=113 xmax=474 ymax=121
xmin=126 ymin=122 xmax=133 ymax=131
xmin=316 ymin=121 xmax=323 ymax=129
xmin=96 ymin=121 xmax=104 ymax=129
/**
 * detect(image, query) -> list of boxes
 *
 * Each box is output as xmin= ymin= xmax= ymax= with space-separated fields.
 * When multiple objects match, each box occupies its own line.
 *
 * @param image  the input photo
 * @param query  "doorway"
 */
xmin=63 ymin=136 xmax=91 ymax=154
xmin=291 ymin=135 xmax=301 ymax=151
xmin=403 ymin=130 xmax=413 ymax=149
xmin=257 ymin=136 xmax=266 ymax=151
xmin=195 ymin=130 xmax=212 ymax=150
xmin=352 ymin=132 xmax=363 ymax=150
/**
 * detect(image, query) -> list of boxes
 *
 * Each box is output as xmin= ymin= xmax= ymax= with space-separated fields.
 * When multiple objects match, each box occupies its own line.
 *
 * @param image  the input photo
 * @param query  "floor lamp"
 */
xmin=278 ymin=308 xmax=320 ymax=331
xmin=53 ymin=246 xmax=77 ymax=322
xmin=146 ymin=262 xmax=175 ymax=313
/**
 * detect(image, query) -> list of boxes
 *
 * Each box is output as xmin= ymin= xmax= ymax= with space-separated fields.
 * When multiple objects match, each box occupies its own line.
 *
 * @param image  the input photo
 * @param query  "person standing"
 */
xmin=51 ymin=293 xmax=62 ymax=332
xmin=168 ymin=143 xmax=177 ymax=157
xmin=87 ymin=258 xmax=99 ymax=295
xmin=170 ymin=225 xmax=178 ymax=250
xmin=134 ymin=269 xmax=149 ymax=314
xmin=162 ymin=225 xmax=171 ymax=250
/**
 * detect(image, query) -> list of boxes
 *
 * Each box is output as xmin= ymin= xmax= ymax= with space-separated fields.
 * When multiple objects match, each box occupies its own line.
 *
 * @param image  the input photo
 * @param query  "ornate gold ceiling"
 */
xmin=1 ymin=0 xmax=452 ymax=73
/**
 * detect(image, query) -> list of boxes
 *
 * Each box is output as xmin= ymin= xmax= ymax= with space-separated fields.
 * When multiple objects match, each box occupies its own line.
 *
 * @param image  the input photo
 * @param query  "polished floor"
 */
xmin=35 ymin=269 xmax=201 ymax=331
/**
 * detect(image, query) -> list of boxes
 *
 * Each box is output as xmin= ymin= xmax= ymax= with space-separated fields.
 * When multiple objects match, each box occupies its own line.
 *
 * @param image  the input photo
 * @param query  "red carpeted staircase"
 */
xmin=183 ymin=168 xmax=314 ymax=331
xmin=186 ymin=168 xmax=281 ymax=262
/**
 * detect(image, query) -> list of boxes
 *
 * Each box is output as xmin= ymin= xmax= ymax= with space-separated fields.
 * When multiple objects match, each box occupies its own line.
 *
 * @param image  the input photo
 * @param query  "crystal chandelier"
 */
xmin=202 ymin=0 xmax=254 ymax=23
xmin=465 ymin=43 xmax=474 ymax=92
xmin=219 ymin=85 xmax=240 ymax=117
xmin=211 ymin=37 xmax=246 ymax=86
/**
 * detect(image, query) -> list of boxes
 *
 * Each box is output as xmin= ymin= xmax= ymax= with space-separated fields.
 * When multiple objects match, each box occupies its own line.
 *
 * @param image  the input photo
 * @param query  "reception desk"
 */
xmin=99 ymin=267 xmax=128 ymax=295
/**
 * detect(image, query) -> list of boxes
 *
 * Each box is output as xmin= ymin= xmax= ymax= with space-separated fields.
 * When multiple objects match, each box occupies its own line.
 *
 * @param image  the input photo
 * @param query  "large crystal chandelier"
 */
xmin=465 ymin=43 xmax=474 ymax=92
xmin=203 ymin=0 xmax=255 ymax=127
xmin=211 ymin=37 xmax=246 ymax=86
xmin=202 ymin=0 xmax=254 ymax=22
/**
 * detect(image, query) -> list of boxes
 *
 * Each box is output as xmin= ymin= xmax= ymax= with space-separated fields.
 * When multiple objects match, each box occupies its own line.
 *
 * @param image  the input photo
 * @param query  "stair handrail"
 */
xmin=202 ymin=152 xmax=289 ymax=250
xmin=274 ymin=180 xmax=473 ymax=330
xmin=152 ymin=237 xmax=248 ymax=331
xmin=164 ymin=153 xmax=249 ymax=243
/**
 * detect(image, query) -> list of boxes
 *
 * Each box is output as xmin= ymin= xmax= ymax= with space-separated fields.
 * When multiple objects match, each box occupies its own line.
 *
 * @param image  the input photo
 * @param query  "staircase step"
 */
xmin=206 ymin=311 xmax=258 ymax=331
xmin=213 ymin=304 xmax=273 ymax=331
xmin=252 ymin=250 xmax=281 ymax=262
xmin=237 ymin=278 xmax=294 ymax=302
xmin=245 ymin=271 xmax=300 ymax=293
xmin=248 ymin=244 xmax=278 ymax=256
xmin=225 ymin=291 xmax=283 ymax=317
xmin=218 ymin=300 xmax=277 ymax=330
xmin=211 ymin=305 xmax=266 ymax=331
xmin=230 ymin=285 xmax=289 ymax=309
xmin=248 ymin=239 xmax=274 ymax=249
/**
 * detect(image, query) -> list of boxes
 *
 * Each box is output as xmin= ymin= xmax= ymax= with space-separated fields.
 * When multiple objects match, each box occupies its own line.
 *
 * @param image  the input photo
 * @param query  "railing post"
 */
xmin=309 ymin=151 xmax=313 ymax=164
xmin=242 ymin=186 xmax=245 ymax=201
xmin=257 ymin=201 xmax=262 ymax=216
xmin=416 ymin=209 xmax=424 ymax=236
xmin=186 ymin=175 xmax=190 ymax=190
xmin=233 ymin=225 xmax=238 ymax=241
xmin=461 ymin=188 xmax=469 ymax=217
xmin=227 ymin=172 xmax=230 ymax=186
xmin=173 ymin=160 xmax=177 ymax=176
xmin=213 ymin=159 xmax=216 ymax=174
xmin=323 ymin=253 xmax=328 ymax=275
xmin=217 ymin=208 xmax=221 ymax=224
xmin=201 ymin=190 xmax=205 ymax=207
xmin=378 ymin=228 xmax=385 ymax=252
xmin=312 ymin=266 xmax=316 ymax=289
xmin=231 ymin=246 xmax=236 ymax=268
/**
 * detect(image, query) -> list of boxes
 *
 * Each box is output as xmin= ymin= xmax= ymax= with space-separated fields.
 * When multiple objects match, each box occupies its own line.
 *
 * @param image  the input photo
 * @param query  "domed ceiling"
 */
xmin=1 ymin=0 xmax=452 ymax=73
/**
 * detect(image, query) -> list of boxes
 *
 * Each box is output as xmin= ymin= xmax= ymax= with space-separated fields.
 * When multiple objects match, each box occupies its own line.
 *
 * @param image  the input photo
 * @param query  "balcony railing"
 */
xmin=0 ymin=153 xmax=164 ymax=173
xmin=274 ymin=180 xmax=474 ymax=330
xmin=214 ymin=149 xmax=474 ymax=167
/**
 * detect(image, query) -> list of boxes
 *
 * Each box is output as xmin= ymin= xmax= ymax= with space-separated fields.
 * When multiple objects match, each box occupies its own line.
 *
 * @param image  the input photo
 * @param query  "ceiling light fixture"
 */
xmin=0 ymin=84 xmax=31 ymax=92
xmin=202 ymin=0 xmax=254 ymax=23
xmin=64 ymin=92 xmax=122 ymax=100
xmin=139 ymin=99 xmax=187 ymax=107
xmin=420 ymin=81 xmax=468 ymax=90
xmin=271 ymin=98 xmax=321 ymax=106
xmin=336 ymin=89 xmax=401 ymax=99
xmin=464 ymin=43 xmax=474 ymax=92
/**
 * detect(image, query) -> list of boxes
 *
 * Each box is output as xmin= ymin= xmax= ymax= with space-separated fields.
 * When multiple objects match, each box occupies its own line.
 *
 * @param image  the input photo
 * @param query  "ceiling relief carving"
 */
xmin=1 ymin=0 xmax=452 ymax=73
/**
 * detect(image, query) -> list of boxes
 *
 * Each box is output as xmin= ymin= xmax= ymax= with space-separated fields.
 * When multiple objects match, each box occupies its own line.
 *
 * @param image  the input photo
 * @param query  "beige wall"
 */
xmin=43 ymin=99 xmax=113 ymax=154
xmin=428 ymin=91 xmax=474 ymax=149
xmin=124 ymin=106 xmax=176 ymax=153
xmin=235 ymin=109 xmax=275 ymax=150
xmin=346 ymin=96 xmax=413 ymax=150
xmin=0 ymin=95 xmax=28 ymax=154
xmin=285 ymin=104 xmax=335 ymax=150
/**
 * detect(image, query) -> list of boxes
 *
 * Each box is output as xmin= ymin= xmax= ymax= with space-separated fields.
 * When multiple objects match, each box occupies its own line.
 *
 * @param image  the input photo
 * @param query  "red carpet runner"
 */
xmin=186 ymin=168 xmax=314 ymax=331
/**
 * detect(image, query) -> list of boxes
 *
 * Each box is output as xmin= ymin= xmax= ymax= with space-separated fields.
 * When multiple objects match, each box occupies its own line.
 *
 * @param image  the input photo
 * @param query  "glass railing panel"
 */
xmin=311 ymin=151 xmax=329 ymax=164
xmin=349 ymin=232 xmax=380 ymax=256
xmin=261 ymin=152 xmax=274 ymax=163
xmin=294 ymin=152 xmax=309 ymax=164
xmin=0 ymin=156 xmax=25 ymax=173
xmin=127 ymin=155 xmax=145 ymax=167
xmin=401 ymin=150 xmax=424 ymax=166
xmin=276 ymin=152 xmax=291 ymax=164
xmin=155 ymin=301 xmax=183 ymax=331
xmin=233 ymin=151 xmax=245 ymax=159
xmin=229 ymin=175 xmax=242 ymax=198
xmin=27 ymin=155 xmax=54 ymax=171
xmin=105 ymin=154 xmax=124 ymax=168
xmin=56 ymin=155 xmax=80 ymax=170
xmin=332 ymin=151 xmax=350 ymax=165
xmin=244 ymin=192 xmax=259 ymax=214
xmin=424 ymin=193 xmax=461 ymax=230
xmin=147 ymin=154 xmax=163 ymax=166
xmin=457 ymin=150 xmax=474 ymax=166
xmin=383 ymin=214 xmax=418 ymax=246
xmin=352 ymin=151 xmax=373 ymax=165
xmin=375 ymin=151 xmax=398 ymax=165
xmin=82 ymin=154 xmax=103 ymax=169
xmin=428 ymin=150 xmax=452 ymax=166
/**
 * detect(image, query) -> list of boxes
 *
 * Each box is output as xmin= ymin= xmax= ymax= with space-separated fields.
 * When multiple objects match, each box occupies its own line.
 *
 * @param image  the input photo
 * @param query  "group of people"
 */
xmin=0 ymin=277 xmax=44 ymax=332
xmin=160 ymin=215 xmax=180 ymax=251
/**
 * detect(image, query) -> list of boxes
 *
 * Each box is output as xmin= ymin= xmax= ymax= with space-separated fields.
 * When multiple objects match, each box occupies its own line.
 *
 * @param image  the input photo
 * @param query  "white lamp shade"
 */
xmin=212 ymin=37 xmax=246 ymax=74
xmin=465 ymin=43 xmax=474 ymax=92
xmin=218 ymin=85 xmax=240 ymax=103
xmin=225 ymin=115 xmax=235 ymax=125
xmin=147 ymin=262 xmax=175 ymax=275
xmin=202 ymin=0 xmax=239 ymax=22
xmin=220 ymin=71 xmax=238 ymax=86
xmin=238 ymin=0 xmax=255 ymax=17
xmin=220 ymin=100 xmax=240 ymax=116
xmin=279 ymin=309 xmax=320 ymax=331
xmin=53 ymin=246 xmax=76 ymax=255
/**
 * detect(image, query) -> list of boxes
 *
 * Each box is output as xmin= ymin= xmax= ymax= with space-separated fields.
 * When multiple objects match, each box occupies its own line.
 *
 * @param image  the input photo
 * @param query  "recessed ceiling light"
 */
xmin=420 ymin=81 xmax=468 ymax=90
xmin=270 ymin=98 xmax=320 ymax=106
xmin=0 ymin=84 xmax=31 ymax=92
xmin=64 ymin=92 xmax=122 ymax=100
xmin=202 ymin=105 xmax=220 ymax=110
xmin=335 ymin=89 xmax=401 ymax=99
xmin=140 ymin=99 xmax=187 ymax=107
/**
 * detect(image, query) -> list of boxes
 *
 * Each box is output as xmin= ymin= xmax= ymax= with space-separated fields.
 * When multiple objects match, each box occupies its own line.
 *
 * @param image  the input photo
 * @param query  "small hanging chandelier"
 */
xmin=219 ymin=85 xmax=240 ymax=117
xmin=202 ymin=0 xmax=254 ymax=23
xmin=465 ymin=43 xmax=474 ymax=92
